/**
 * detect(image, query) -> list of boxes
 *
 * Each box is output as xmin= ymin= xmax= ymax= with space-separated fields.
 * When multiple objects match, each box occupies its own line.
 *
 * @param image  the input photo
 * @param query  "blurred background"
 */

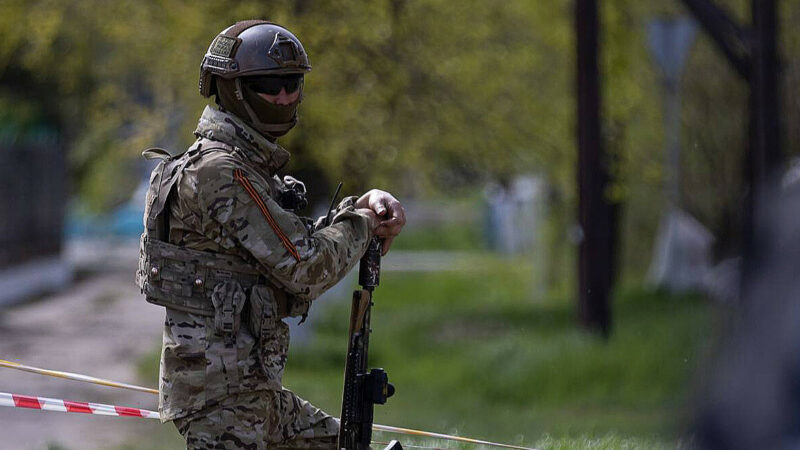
xmin=0 ymin=0 xmax=798 ymax=449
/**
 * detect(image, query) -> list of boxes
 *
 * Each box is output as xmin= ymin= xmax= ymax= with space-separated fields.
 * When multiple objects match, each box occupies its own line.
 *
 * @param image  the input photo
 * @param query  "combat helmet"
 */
xmin=199 ymin=20 xmax=311 ymax=138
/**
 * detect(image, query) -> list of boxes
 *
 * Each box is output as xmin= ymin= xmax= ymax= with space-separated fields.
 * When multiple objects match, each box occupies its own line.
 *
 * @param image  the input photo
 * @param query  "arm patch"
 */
xmin=233 ymin=169 xmax=301 ymax=262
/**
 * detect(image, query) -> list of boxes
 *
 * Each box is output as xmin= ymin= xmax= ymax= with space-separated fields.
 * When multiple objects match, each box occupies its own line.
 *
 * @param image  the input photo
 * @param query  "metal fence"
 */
xmin=0 ymin=129 xmax=66 ymax=269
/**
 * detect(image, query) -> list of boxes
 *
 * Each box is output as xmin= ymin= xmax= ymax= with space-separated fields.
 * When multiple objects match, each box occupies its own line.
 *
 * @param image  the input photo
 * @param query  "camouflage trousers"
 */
xmin=173 ymin=389 xmax=339 ymax=450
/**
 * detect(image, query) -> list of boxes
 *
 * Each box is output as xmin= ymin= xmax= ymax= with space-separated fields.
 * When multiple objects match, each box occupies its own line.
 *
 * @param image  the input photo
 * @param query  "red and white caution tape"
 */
xmin=0 ymin=392 xmax=159 ymax=419
xmin=1 ymin=358 xmax=536 ymax=449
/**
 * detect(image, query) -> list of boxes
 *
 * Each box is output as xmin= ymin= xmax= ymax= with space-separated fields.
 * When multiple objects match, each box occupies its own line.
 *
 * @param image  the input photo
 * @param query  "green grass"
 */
xmin=390 ymin=221 xmax=486 ymax=251
xmin=132 ymin=254 xmax=712 ymax=449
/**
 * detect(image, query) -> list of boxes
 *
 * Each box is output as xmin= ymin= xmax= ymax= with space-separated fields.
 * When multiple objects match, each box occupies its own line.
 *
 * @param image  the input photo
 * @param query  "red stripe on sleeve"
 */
xmin=233 ymin=169 xmax=301 ymax=261
xmin=115 ymin=405 xmax=144 ymax=417
xmin=64 ymin=401 xmax=93 ymax=413
xmin=13 ymin=395 xmax=42 ymax=409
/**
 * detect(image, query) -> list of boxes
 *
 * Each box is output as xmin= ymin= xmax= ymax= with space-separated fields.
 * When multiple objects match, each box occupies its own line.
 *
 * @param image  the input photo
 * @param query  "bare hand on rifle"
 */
xmin=356 ymin=189 xmax=406 ymax=255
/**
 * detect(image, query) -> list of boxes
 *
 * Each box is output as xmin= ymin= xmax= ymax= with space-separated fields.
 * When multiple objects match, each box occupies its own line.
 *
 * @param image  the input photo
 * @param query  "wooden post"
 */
xmin=576 ymin=0 xmax=613 ymax=336
xmin=743 ymin=0 xmax=781 ymax=273
xmin=750 ymin=0 xmax=780 ymax=188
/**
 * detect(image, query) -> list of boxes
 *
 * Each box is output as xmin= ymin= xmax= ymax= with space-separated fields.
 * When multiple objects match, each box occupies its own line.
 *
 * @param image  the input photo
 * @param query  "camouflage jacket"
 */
xmin=138 ymin=106 xmax=373 ymax=422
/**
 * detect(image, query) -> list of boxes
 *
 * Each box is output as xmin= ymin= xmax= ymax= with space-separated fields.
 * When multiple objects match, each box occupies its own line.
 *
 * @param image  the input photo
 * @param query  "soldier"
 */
xmin=136 ymin=20 xmax=405 ymax=449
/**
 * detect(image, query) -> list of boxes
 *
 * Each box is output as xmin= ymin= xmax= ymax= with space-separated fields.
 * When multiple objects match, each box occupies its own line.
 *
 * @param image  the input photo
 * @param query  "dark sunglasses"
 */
xmin=247 ymin=75 xmax=303 ymax=95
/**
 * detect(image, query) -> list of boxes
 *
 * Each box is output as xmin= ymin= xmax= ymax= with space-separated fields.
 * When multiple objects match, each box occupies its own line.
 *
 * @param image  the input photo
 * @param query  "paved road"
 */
xmin=0 ymin=271 xmax=166 ymax=449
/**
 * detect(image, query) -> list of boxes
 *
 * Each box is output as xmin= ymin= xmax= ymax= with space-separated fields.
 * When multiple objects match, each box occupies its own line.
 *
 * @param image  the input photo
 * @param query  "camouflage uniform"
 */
xmin=137 ymin=105 xmax=373 ymax=449
xmin=173 ymin=390 xmax=339 ymax=449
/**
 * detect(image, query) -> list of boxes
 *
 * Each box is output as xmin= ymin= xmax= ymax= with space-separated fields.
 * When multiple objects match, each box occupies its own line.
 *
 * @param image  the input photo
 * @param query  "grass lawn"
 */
xmin=132 ymin=253 xmax=711 ymax=449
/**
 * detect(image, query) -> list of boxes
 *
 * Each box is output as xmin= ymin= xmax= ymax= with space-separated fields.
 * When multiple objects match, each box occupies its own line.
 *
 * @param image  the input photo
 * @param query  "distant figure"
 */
xmin=695 ymin=183 xmax=800 ymax=449
xmin=135 ymin=21 xmax=405 ymax=449
xmin=484 ymin=175 xmax=543 ymax=254
xmin=648 ymin=208 xmax=714 ymax=293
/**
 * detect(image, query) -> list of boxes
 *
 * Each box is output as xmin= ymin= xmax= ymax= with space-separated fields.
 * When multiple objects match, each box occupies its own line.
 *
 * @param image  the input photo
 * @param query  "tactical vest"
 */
xmin=136 ymin=139 xmax=290 ymax=318
xmin=136 ymin=139 xmax=297 ymax=418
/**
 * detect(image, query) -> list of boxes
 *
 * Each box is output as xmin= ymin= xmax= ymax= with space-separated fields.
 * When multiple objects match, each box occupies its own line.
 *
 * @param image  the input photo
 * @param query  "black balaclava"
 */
xmin=215 ymin=77 xmax=302 ymax=139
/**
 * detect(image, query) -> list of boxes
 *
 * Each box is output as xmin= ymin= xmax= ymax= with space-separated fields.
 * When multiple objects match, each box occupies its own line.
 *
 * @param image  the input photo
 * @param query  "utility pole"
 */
xmin=576 ymin=0 xmax=614 ymax=336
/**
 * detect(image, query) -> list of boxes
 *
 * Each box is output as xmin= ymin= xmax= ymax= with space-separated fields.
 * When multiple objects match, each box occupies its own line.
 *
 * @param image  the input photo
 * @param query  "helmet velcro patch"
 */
xmin=210 ymin=35 xmax=238 ymax=57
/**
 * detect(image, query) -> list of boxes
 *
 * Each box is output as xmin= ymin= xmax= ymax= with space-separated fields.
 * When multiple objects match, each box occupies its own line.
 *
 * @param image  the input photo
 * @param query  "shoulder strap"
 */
xmin=145 ymin=138 xmax=239 ymax=239
xmin=145 ymin=141 xmax=204 ymax=239
xmin=142 ymin=141 xmax=197 ymax=161
xmin=142 ymin=147 xmax=172 ymax=160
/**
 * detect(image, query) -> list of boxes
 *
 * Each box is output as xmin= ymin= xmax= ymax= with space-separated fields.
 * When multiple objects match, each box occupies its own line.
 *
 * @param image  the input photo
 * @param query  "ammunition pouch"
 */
xmin=211 ymin=280 xmax=246 ymax=338
xmin=137 ymin=235 xmax=289 ymax=319
xmin=249 ymin=284 xmax=286 ymax=379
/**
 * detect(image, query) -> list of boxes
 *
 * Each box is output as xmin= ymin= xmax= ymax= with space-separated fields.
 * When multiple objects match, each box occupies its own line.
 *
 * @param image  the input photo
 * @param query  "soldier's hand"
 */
xmin=356 ymin=190 xmax=406 ymax=255
xmin=357 ymin=208 xmax=381 ymax=233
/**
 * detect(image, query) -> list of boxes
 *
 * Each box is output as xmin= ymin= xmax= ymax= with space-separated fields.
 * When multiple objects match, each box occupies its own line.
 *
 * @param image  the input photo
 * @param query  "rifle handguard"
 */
xmin=359 ymin=238 xmax=381 ymax=290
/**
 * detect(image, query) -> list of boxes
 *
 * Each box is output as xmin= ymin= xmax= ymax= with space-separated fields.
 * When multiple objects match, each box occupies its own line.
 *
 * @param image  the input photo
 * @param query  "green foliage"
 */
xmin=4 ymin=0 xmax=800 ymax=275
xmin=0 ymin=0 xmax=579 ymax=206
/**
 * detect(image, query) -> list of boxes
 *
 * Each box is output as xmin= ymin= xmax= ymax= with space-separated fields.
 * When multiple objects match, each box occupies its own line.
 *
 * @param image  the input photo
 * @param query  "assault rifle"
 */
xmin=338 ymin=237 xmax=401 ymax=450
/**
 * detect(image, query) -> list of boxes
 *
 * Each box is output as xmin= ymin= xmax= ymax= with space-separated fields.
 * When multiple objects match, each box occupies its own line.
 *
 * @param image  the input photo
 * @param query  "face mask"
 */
xmin=241 ymin=83 xmax=299 ymax=137
xmin=214 ymin=77 xmax=302 ymax=138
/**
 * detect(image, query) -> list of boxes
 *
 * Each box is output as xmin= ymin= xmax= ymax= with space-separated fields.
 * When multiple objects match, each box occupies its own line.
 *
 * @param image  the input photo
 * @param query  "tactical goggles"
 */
xmin=246 ymin=75 xmax=303 ymax=95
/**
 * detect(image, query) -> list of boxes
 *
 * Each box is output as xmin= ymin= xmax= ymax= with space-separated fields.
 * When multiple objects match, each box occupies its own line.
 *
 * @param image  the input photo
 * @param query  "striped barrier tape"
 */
xmin=0 ymin=358 xmax=536 ymax=449
xmin=0 ymin=391 xmax=159 ymax=419
xmin=0 ymin=390 xmax=535 ymax=450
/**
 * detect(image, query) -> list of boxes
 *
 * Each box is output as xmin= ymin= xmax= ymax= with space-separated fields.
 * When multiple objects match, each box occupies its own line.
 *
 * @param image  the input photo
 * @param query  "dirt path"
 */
xmin=0 ymin=270 xmax=170 ymax=450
